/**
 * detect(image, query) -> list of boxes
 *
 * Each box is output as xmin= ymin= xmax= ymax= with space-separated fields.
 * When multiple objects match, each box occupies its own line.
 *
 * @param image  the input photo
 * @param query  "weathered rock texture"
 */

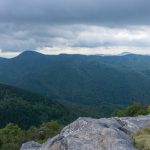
xmin=21 ymin=115 xmax=150 ymax=150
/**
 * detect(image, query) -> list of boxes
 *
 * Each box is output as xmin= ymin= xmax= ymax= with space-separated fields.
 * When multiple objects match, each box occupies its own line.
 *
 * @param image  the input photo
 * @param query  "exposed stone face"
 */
xmin=21 ymin=141 xmax=41 ymax=150
xmin=21 ymin=115 xmax=150 ymax=150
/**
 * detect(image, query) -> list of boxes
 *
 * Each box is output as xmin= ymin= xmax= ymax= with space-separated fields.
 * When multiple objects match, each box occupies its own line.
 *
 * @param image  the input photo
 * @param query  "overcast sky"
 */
xmin=0 ymin=0 xmax=150 ymax=57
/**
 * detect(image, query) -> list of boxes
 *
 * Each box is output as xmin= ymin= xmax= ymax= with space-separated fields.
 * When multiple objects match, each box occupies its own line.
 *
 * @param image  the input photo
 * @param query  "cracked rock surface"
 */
xmin=20 ymin=115 xmax=150 ymax=150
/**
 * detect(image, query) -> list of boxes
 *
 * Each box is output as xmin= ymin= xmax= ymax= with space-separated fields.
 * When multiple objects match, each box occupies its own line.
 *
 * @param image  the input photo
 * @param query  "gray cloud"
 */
xmin=0 ymin=0 xmax=150 ymax=25
xmin=0 ymin=0 xmax=150 ymax=56
xmin=1 ymin=24 xmax=150 ymax=51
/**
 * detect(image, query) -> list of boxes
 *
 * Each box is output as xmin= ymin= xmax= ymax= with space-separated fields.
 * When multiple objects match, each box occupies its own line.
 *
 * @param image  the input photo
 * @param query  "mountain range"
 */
xmin=1 ymin=51 xmax=150 ymax=116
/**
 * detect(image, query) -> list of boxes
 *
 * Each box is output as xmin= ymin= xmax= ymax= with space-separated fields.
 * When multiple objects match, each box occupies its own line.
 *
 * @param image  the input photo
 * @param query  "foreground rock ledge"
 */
xmin=21 ymin=115 xmax=150 ymax=150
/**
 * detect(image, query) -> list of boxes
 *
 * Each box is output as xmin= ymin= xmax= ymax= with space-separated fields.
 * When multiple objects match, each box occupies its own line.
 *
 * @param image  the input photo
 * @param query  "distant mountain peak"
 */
xmin=119 ymin=52 xmax=133 ymax=56
xmin=15 ymin=50 xmax=45 ymax=59
xmin=20 ymin=50 xmax=41 ymax=56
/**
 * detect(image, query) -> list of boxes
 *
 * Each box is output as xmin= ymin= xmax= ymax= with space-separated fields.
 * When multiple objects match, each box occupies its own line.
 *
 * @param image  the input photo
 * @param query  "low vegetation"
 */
xmin=132 ymin=126 xmax=150 ymax=150
xmin=0 ymin=121 xmax=63 ymax=150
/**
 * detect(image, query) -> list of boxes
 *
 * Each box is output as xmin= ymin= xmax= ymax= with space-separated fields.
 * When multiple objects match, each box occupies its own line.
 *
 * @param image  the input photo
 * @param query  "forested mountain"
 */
xmin=0 ymin=51 xmax=150 ymax=115
xmin=0 ymin=83 xmax=73 ymax=129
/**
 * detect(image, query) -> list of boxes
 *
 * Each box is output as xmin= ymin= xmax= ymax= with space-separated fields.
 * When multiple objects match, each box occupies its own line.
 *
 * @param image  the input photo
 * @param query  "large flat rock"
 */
xmin=21 ymin=115 xmax=150 ymax=150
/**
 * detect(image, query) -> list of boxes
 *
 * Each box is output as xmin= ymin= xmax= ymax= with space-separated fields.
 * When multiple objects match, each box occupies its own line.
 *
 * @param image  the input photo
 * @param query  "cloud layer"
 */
xmin=1 ymin=0 xmax=150 ymax=25
xmin=0 ymin=0 xmax=150 ymax=57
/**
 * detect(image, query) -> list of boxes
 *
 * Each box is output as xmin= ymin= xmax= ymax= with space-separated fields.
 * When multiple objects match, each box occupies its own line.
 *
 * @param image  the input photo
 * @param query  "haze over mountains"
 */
xmin=0 ymin=51 xmax=150 ymax=116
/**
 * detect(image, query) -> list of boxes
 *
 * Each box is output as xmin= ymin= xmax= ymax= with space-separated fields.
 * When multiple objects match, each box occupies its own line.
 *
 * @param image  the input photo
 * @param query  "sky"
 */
xmin=0 ymin=0 xmax=150 ymax=58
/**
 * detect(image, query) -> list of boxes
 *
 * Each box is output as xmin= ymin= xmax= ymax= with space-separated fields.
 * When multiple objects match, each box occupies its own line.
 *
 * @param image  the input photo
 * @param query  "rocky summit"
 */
xmin=21 ymin=115 xmax=150 ymax=150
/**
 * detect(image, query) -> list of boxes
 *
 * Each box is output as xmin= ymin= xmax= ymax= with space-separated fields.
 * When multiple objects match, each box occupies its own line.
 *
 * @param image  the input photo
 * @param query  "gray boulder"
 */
xmin=21 ymin=141 xmax=42 ymax=150
xmin=20 ymin=115 xmax=150 ymax=150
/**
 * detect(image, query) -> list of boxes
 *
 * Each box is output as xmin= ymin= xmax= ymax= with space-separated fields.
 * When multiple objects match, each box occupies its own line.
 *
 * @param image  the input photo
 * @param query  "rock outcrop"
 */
xmin=21 ymin=115 xmax=150 ymax=150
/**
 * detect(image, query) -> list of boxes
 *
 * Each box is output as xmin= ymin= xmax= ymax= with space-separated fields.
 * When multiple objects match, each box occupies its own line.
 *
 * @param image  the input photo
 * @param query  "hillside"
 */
xmin=1 ymin=51 xmax=150 ymax=115
xmin=0 ymin=83 xmax=73 ymax=129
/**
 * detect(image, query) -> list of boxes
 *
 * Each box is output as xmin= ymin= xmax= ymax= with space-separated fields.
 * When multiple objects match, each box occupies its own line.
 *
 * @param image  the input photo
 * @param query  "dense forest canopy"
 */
xmin=0 ymin=83 xmax=74 ymax=129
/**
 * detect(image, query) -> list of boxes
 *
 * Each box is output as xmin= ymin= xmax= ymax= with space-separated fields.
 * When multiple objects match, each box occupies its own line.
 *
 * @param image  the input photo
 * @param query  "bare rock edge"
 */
xmin=21 ymin=115 xmax=150 ymax=150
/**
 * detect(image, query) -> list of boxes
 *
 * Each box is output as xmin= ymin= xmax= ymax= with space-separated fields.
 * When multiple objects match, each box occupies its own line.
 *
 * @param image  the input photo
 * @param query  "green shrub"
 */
xmin=0 ymin=121 xmax=63 ymax=150
xmin=113 ymin=103 xmax=149 ymax=117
